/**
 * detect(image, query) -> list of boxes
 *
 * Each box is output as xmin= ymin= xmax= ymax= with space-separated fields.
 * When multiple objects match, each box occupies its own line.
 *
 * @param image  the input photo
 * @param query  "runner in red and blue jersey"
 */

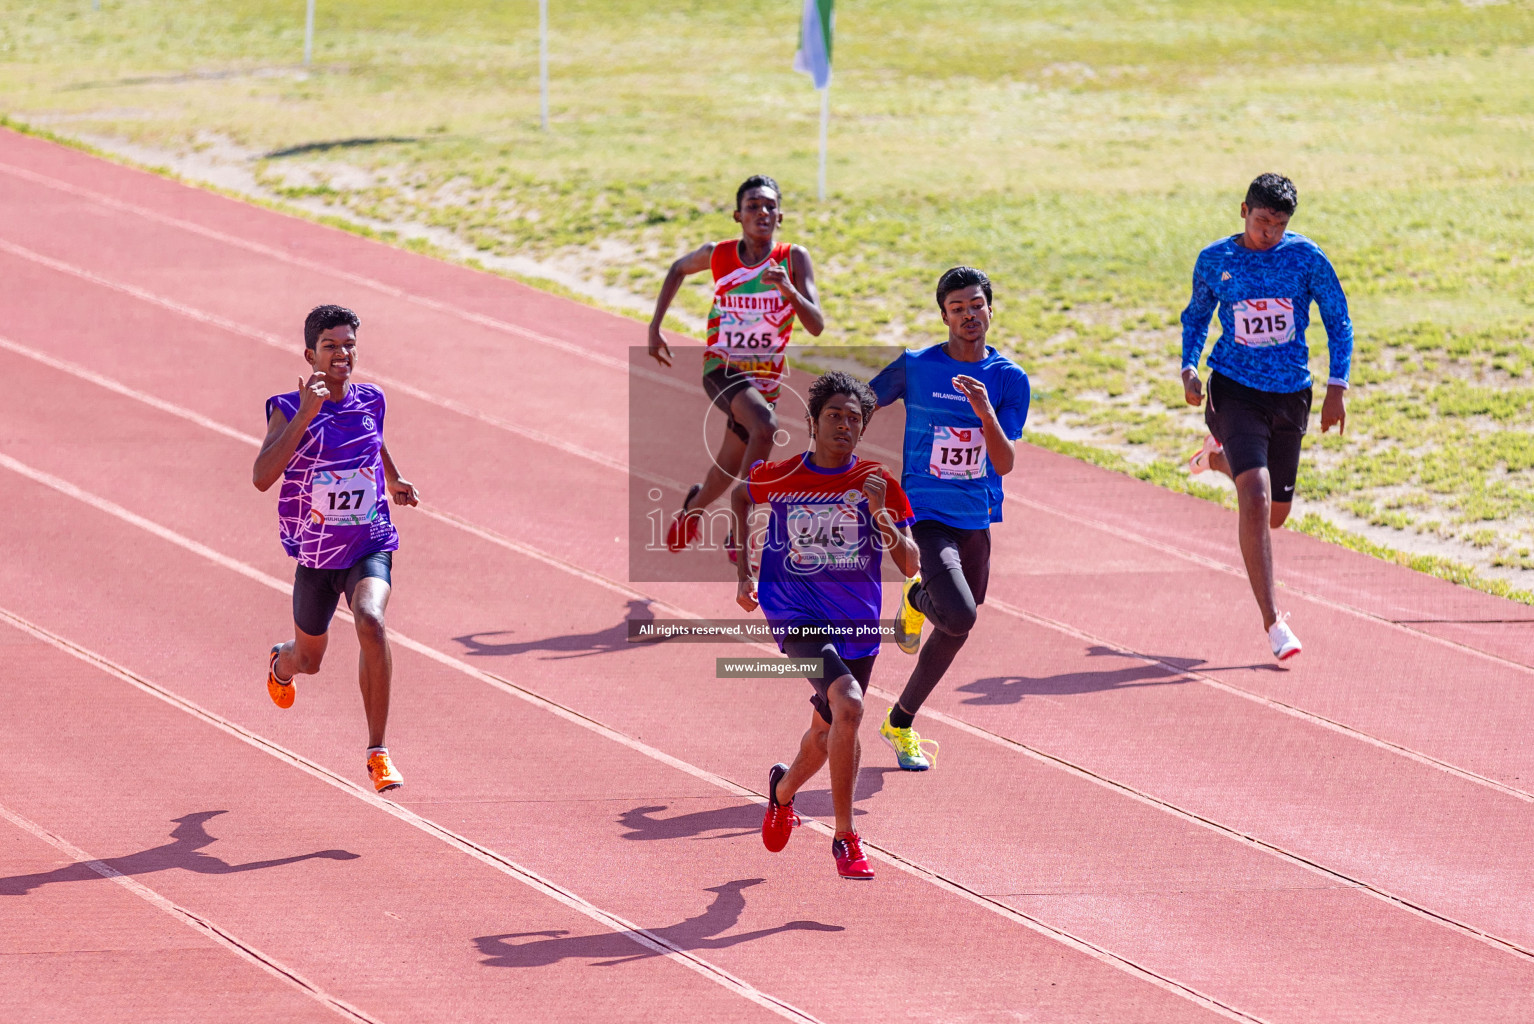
xmin=253 ymin=305 xmax=420 ymax=794
xmin=648 ymin=174 xmax=824 ymax=559
xmin=731 ymin=372 xmax=919 ymax=880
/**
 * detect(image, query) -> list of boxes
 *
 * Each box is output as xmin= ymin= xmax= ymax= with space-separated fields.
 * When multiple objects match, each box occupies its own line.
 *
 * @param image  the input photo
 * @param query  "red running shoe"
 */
xmin=761 ymin=763 xmax=799 ymax=853
xmin=832 ymin=832 xmax=875 ymax=880
xmin=666 ymin=484 xmax=703 ymax=552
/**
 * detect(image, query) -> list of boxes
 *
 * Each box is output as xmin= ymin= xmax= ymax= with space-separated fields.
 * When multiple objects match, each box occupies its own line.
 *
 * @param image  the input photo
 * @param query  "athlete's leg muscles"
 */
xmin=349 ymin=577 xmax=393 ymax=749
xmin=775 ymin=710 xmax=830 ymax=807
xmin=896 ymin=526 xmax=989 ymax=725
xmin=690 ymin=427 xmax=749 ymax=512
xmin=825 ymin=674 xmax=865 ymax=836
xmin=1209 ymin=447 xmax=1233 ymax=479
xmin=1233 ymin=466 xmax=1279 ymax=629
xmin=1271 ymin=501 xmax=1292 ymax=529
xmin=275 ymin=627 xmax=328 ymax=679
xmin=729 ymin=386 xmax=779 ymax=486
xmin=909 ymin=524 xmax=979 ymax=637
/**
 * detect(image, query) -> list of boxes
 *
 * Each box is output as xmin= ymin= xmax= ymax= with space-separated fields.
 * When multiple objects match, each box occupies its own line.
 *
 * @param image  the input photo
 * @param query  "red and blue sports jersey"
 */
xmin=747 ymin=453 xmax=915 ymax=659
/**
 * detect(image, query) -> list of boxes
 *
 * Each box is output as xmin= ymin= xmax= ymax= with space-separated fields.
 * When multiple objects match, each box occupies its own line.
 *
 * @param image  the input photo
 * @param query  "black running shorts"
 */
xmin=1204 ymin=371 xmax=1312 ymax=503
xmin=702 ymin=365 xmax=758 ymax=444
xmin=292 ymin=550 xmax=393 ymax=637
xmin=782 ymin=633 xmax=876 ymax=726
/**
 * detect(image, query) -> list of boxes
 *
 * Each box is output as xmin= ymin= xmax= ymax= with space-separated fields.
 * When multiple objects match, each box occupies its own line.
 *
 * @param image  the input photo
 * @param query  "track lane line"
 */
xmin=4 ymin=450 xmax=1532 ymax=1018
xmin=0 ymin=450 xmax=1264 ymax=1023
xmin=10 ymin=331 xmax=1532 ymax=813
xmin=0 ymin=605 xmax=826 ymax=1024
xmin=0 ymin=798 xmax=384 ymax=1024
xmin=0 ymin=158 xmax=687 ymax=392
xmin=0 ymin=253 xmax=685 ymax=493
xmin=3 ymin=160 xmax=1522 ymax=673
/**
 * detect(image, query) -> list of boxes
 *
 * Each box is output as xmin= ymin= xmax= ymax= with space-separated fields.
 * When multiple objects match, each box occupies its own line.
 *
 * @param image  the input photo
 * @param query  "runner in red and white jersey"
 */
xmin=648 ymin=174 xmax=824 ymax=557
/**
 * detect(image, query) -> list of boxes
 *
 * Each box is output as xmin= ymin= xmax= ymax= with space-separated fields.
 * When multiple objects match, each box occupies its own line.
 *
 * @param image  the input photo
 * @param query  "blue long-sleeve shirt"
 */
xmin=1180 ymin=232 xmax=1353 ymax=394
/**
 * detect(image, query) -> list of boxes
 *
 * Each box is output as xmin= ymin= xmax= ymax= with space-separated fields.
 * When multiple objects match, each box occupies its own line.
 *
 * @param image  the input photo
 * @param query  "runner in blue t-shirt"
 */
xmin=868 ymin=267 xmax=1030 ymax=770
xmin=253 ymin=305 xmax=420 ymax=794
xmin=732 ymin=372 xmax=918 ymax=880
xmin=1182 ymin=173 xmax=1352 ymax=662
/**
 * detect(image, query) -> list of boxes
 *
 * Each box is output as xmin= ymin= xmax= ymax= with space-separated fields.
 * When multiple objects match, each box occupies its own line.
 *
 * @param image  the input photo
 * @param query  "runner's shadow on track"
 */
xmin=618 ymin=769 xmax=895 ymax=839
xmin=0 ymin=810 xmax=359 ymax=896
xmin=453 ymin=600 xmax=654 ymax=661
xmin=473 ymin=878 xmax=842 ymax=968
xmin=957 ymin=646 xmax=1282 ymax=705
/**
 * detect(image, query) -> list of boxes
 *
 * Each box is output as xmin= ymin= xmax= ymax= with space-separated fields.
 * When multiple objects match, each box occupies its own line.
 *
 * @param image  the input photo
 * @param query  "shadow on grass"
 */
xmin=265 ymin=137 xmax=420 ymax=159
xmin=473 ymin=878 xmax=841 ymax=968
xmin=0 ymin=810 xmax=358 ymax=896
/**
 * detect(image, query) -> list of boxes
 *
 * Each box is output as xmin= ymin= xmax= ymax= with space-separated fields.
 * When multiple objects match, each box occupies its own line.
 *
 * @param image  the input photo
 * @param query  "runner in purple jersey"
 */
xmin=253 ymin=305 xmax=420 ymax=794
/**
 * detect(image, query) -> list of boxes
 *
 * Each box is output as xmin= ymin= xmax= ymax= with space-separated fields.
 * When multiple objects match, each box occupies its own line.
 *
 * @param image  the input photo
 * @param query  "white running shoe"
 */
xmin=1189 ymin=434 xmax=1223 ymax=475
xmin=1268 ymin=614 xmax=1302 ymax=662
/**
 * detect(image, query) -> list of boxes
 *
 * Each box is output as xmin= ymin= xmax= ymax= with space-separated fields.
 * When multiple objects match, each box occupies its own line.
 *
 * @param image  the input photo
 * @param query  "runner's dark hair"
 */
xmin=304 ymin=304 xmax=361 ymax=350
xmin=807 ymin=370 xmax=878 ymax=427
xmin=1245 ymin=173 xmax=1298 ymax=215
xmin=736 ymin=174 xmax=781 ymax=210
xmin=936 ymin=266 xmax=992 ymax=310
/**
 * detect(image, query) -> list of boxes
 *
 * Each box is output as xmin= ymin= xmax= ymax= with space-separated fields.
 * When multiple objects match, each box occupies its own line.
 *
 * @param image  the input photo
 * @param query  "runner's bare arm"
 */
xmin=380 ymin=442 xmax=420 ymax=506
xmin=1320 ymin=385 xmax=1347 ymax=434
xmin=863 ymin=474 xmax=919 ymax=576
xmin=952 ymin=374 xmax=1016 ymax=476
xmin=730 ymin=481 xmax=758 ymax=611
xmin=761 ymin=245 xmax=824 ymax=337
xmin=252 ymin=374 xmax=329 ymax=490
xmin=647 ymin=242 xmax=717 ymax=367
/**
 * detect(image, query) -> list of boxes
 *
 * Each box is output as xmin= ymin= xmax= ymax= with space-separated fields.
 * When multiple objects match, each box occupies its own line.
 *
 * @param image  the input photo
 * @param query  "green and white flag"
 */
xmin=792 ymin=0 xmax=834 ymax=91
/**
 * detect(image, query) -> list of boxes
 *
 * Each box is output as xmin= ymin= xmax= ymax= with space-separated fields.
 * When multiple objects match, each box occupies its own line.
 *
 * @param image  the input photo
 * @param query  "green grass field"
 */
xmin=5 ymin=0 xmax=1534 ymax=597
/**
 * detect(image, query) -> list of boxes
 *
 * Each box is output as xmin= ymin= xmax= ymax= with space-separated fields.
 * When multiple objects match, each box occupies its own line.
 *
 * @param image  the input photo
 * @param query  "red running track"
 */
xmin=3 ymin=127 xmax=1534 ymax=1023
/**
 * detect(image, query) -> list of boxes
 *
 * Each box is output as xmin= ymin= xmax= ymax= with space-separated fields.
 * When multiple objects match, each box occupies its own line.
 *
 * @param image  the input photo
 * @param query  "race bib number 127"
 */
xmin=309 ymin=468 xmax=379 ymax=526
xmin=1231 ymin=297 xmax=1295 ymax=348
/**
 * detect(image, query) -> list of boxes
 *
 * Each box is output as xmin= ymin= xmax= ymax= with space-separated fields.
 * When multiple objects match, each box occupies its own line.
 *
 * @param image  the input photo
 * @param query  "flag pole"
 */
xmin=303 ymin=0 xmax=315 ymax=68
xmin=539 ymin=0 xmax=549 ymax=130
xmin=817 ymin=87 xmax=828 ymax=201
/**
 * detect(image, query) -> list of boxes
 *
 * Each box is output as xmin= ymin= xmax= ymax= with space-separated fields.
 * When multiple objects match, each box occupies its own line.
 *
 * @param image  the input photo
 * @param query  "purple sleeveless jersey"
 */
xmin=265 ymin=382 xmax=399 ymax=570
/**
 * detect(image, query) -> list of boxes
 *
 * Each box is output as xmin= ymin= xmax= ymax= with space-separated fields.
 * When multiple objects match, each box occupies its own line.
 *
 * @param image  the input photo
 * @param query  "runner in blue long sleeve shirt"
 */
xmin=1180 ymin=173 xmax=1352 ymax=662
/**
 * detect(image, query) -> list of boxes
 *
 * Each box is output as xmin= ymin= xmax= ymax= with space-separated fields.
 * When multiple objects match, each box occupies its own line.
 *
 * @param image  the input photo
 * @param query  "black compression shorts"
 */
xmin=782 ymin=634 xmax=876 ymax=725
xmin=1204 ymin=371 xmax=1312 ymax=503
xmin=292 ymin=550 xmax=393 ymax=636
xmin=702 ymin=365 xmax=760 ymax=444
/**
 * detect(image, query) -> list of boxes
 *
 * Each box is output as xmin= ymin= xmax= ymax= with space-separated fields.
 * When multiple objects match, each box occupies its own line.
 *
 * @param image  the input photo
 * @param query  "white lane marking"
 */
xmin=5 ymin=151 xmax=1517 ymax=668
xmin=1009 ymin=492 xmax=1534 ymax=678
xmin=13 ymin=334 xmax=1533 ymax=811
xmin=0 ymin=249 xmax=685 ymax=493
xmin=0 ymin=451 xmax=1262 ymax=1023
xmin=10 ymin=438 xmax=1534 ymax=990
xmin=0 ymin=798 xmax=383 ymax=1024
xmin=0 ymin=158 xmax=686 ymax=391
xmin=0 ymin=606 xmax=825 ymax=1024
xmin=985 ymin=597 xmax=1534 ymax=805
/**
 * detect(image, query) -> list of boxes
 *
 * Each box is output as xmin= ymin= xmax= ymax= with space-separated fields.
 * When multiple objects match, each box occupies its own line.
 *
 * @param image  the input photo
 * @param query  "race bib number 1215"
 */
xmin=1231 ymin=297 xmax=1295 ymax=348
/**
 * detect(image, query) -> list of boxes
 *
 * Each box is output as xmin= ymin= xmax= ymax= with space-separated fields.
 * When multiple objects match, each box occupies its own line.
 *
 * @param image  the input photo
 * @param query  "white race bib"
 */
xmin=309 ymin=468 xmax=379 ymax=526
xmin=1231 ymin=298 xmax=1295 ymax=348
xmin=929 ymin=426 xmax=986 ymax=480
xmin=785 ymin=502 xmax=861 ymax=570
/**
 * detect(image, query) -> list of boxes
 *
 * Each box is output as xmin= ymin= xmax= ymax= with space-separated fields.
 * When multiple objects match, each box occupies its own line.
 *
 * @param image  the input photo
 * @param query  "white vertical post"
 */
xmin=539 ymin=0 xmax=549 ymax=130
xmin=817 ymin=87 xmax=828 ymax=201
xmin=303 ymin=0 xmax=315 ymax=68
